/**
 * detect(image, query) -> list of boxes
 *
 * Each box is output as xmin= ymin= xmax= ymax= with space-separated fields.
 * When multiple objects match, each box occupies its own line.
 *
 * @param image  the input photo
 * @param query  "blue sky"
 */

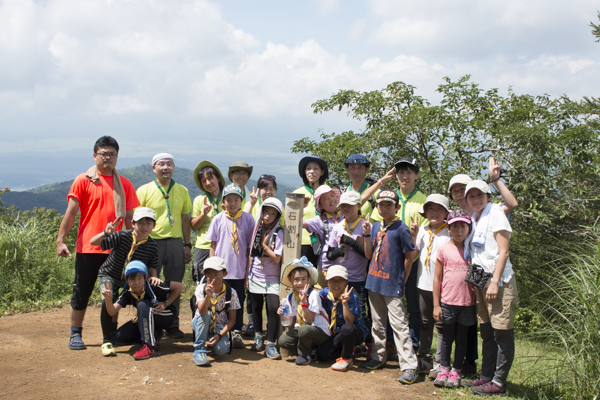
xmin=1 ymin=0 xmax=599 ymax=190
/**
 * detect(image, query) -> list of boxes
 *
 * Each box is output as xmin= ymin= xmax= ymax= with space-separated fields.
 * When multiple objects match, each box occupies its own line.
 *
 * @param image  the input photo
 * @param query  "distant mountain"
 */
xmin=2 ymin=165 xmax=297 ymax=213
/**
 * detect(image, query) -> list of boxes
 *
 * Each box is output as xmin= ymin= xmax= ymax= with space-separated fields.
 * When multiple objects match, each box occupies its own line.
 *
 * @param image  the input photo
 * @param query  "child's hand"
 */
xmin=489 ymin=157 xmax=501 ymax=181
xmin=277 ymin=306 xmax=284 ymax=315
xmin=101 ymin=280 xmax=113 ymax=300
xmin=202 ymin=196 xmax=212 ymax=216
xmin=410 ymin=216 xmax=419 ymax=239
xmin=153 ymin=302 xmax=165 ymax=313
xmin=262 ymin=233 xmax=270 ymax=250
xmin=104 ymin=217 xmax=122 ymax=237
xmin=341 ymin=286 xmax=353 ymax=305
xmin=362 ymin=214 xmax=372 ymax=236
xmin=433 ymin=305 xmax=443 ymax=322
xmin=298 ymin=284 xmax=309 ymax=304
xmin=148 ymin=277 xmax=162 ymax=286
xmin=249 ymin=187 xmax=258 ymax=206
xmin=205 ymin=277 xmax=215 ymax=297
xmin=206 ymin=334 xmax=219 ymax=347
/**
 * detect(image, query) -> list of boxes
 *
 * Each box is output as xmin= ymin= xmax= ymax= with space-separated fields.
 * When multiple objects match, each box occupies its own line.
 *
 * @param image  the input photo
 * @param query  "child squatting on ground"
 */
xmin=277 ymin=257 xmax=331 ymax=365
xmin=100 ymin=260 xmax=184 ymax=360
xmin=192 ymin=256 xmax=241 ymax=366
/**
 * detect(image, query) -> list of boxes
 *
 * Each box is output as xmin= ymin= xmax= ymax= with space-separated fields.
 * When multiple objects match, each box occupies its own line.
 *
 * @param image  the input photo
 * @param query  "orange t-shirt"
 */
xmin=68 ymin=172 xmax=140 ymax=254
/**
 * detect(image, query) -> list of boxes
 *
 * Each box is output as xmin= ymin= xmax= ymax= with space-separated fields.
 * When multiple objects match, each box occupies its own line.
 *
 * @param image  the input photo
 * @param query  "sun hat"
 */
xmin=222 ymin=183 xmax=244 ymax=199
xmin=203 ymin=256 xmax=227 ymax=272
xmin=124 ymin=260 xmax=148 ymax=277
xmin=152 ymin=153 xmax=174 ymax=166
xmin=326 ymin=265 xmax=348 ymax=281
xmin=394 ymin=157 xmax=419 ymax=173
xmin=339 ymin=191 xmax=361 ymax=206
xmin=448 ymin=174 xmax=473 ymax=193
xmin=447 ymin=209 xmax=472 ymax=226
xmin=344 ymin=154 xmax=371 ymax=168
xmin=465 ymin=180 xmax=491 ymax=196
xmin=228 ymin=161 xmax=253 ymax=181
xmin=376 ymin=189 xmax=400 ymax=204
xmin=193 ymin=160 xmax=226 ymax=191
xmin=133 ymin=207 xmax=156 ymax=222
xmin=280 ymin=256 xmax=318 ymax=287
xmin=314 ymin=185 xmax=336 ymax=213
xmin=419 ymin=194 xmax=450 ymax=218
xmin=298 ymin=156 xmax=329 ymax=181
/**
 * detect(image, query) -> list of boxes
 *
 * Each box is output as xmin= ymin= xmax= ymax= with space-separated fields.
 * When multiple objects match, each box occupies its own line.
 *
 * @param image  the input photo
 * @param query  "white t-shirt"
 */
xmin=470 ymin=203 xmax=514 ymax=286
xmin=288 ymin=289 xmax=331 ymax=336
xmin=194 ymin=283 xmax=241 ymax=331
xmin=415 ymin=225 xmax=452 ymax=291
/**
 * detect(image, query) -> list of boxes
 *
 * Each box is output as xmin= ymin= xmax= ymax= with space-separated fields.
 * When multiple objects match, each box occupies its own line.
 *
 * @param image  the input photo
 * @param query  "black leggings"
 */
xmin=249 ymin=292 xmax=280 ymax=342
xmin=441 ymin=322 xmax=470 ymax=370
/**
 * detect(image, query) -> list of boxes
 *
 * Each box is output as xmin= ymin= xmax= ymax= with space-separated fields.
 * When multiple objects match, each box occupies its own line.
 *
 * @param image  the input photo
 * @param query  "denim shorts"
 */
xmin=441 ymin=303 xmax=477 ymax=326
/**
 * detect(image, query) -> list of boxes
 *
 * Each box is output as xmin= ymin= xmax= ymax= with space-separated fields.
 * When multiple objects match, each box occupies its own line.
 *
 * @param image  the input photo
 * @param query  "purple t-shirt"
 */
xmin=248 ymin=229 xmax=284 ymax=283
xmin=323 ymin=218 xmax=368 ymax=282
xmin=436 ymin=242 xmax=475 ymax=306
xmin=305 ymin=213 xmax=342 ymax=270
xmin=206 ymin=211 xmax=255 ymax=279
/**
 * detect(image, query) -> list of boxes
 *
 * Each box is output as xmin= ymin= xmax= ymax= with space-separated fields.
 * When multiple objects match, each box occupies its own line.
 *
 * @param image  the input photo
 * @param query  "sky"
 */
xmin=1 ymin=0 xmax=599 ymax=190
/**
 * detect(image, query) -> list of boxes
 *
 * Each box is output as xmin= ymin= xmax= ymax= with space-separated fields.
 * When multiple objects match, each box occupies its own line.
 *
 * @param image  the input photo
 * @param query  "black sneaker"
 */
xmin=166 ymin=327 xmax=184 ymax=338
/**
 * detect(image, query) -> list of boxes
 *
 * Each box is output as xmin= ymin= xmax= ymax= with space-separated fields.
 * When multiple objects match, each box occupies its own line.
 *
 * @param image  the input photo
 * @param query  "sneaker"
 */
xmin=417 ymin=356 xmax=433 ymax=374
xmin=133 ymin=344 xmax=155 ymax=360
xmin=331 ymin=357 xmax=354 ymax=372
xmin=250 ymin=334 xmax=265 ymax=351
xmin=232 ymin=331 xmax=245 ymax=349
xmin=434 ymin=366 xmax=450 ymax=387
xmin=445 ymin=368 xmax=461 ymax=388
xmin=68 ymin=332 xmax=86 ymax=350
xmin=429 ymin=362 xmax=440 ymax=380
xmin=462 ymin=360 xmax=478 ymax=377
xmin=101 ymin=342 xmax=116 ymax=357
xmin=471 ymin=381 xmax=507 ymax=396
xmin=264 ymin=342 xmax=281 ymax=360
xmin=462 ymin=376 xmax=491 ymax=388
xmin=193 ymin=349 xmax=211 ymax=366
xmin=295 ymin=355 xmax=313 ymax=365
xmin=165 ymin=327 xmax=184 ymax=339
xmin=362 ymin=359 xmax=386 ymax=370
xmin=365 ymin=343 xmax=372 ymax=361
xmin=243 ymin=322 xmax=255 ymax=337
xmin=153 ymin=342 xmax=161 ymax=357
xmin=398 ymin=369 xmax=418 ymax=385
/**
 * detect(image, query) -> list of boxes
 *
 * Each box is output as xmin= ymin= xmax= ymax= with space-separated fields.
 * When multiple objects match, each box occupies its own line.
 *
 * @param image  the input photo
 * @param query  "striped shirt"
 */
xmin=98 ymin=229 xmax=159 ymax=281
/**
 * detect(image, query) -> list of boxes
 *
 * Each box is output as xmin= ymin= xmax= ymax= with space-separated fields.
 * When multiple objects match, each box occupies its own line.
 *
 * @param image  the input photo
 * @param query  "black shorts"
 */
xmin=71 ymin=253 xmax=109 ymax=310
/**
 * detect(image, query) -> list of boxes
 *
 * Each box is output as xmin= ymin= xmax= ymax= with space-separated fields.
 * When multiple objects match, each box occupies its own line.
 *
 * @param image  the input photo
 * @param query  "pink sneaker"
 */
xmin=433 ymin=366 xmax=450 ymax=387
xmin=445 ymin=368 xmax=461 ymax=388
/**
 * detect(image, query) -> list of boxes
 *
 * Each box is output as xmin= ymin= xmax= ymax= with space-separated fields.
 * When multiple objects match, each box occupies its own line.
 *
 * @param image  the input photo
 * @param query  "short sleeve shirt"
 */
xmin=294 ymin=186 xmax=318 ymax=246
xmin=192 ymin=193 xmax=224 ymax=249
xmin=136 ymin=181 xmax=193 ymax=239
xmin=365 ymin=220 xmax=415 ymax=297
xmin=319 ymin=287 xmax=368 ymax=340
xmin=68 ymin=172 xmax=139 ymax=254
xmin=288 ymin=289 xmax=331 ymax=336
xmin=436 ymin=242 xmax=475 ymax=306
xmin=195 ymin=283 xmax=241 ymax=331
xmin=415 ymin=225 xmax=451 ymax=291
xmin=305 ymin=213 xmax=343 ymax=270
xmin=323 ymin=218 xmax=369 ymax=282
xmin=249 ymin=229 xmax=284 ymax=283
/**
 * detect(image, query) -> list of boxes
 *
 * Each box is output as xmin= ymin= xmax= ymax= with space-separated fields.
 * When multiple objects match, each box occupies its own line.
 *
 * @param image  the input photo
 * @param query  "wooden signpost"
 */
xmin=278 ymin=192 xmax=304 ymax=356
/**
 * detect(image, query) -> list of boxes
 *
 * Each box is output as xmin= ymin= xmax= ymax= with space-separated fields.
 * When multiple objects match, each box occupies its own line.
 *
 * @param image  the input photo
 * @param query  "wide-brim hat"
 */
xmin=228 ymin=161 xmax=253 ymax=181
xmin=194 ymin=160 xmax=226 ymax=192
xmin=465 ymin=180 xmax=491 ymax=196
xmin=419 ymin=194 xmax=450 ymax=218
xmin=298 ymin=156 xmax=329 ymax=181
xmin=280 ymin=256 xmax=318 ymax=288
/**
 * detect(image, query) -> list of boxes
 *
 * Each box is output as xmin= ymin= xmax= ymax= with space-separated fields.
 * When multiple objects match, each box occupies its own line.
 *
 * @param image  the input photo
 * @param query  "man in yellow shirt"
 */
xmin=136 ymin=153 xmax=193 ymax=338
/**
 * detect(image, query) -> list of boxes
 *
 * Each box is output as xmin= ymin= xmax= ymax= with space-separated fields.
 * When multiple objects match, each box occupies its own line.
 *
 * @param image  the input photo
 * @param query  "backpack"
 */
xmin=310 ymin=214 xmax=334 ymax=256
xmin=189 ymin=279 xmax=233 ymax=353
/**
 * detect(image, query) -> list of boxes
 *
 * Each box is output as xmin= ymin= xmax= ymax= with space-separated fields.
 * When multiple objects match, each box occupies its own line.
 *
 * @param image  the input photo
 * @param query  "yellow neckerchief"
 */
xmin=294 ymin=291 xmax=307 ymax=326
xmin=209 ymin=284 xmax=226 ymax=335
xmin=226 ymin=209 xmax=242 ymax=255
xmin=344 ymin=216 xmax=363 ymax=235
xmin=327 ymin=290 xmax=342 ymax=333
xmin=424 ymin=223 xmax=447 ymax=271
xmin=324 ymin=210 xmax=341 ymax=221
xmin=129 ymin=286 xmax=146 ymax=323
xmin=373 ymin=217 xmax=399 ymax=262
xmin=122 ymin=231 xmax=148 ymax=279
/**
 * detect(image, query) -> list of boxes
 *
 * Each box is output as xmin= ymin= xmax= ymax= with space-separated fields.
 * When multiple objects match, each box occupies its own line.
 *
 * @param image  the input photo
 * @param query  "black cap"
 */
xmin=394 ymin=157 xmax=419 ymax=173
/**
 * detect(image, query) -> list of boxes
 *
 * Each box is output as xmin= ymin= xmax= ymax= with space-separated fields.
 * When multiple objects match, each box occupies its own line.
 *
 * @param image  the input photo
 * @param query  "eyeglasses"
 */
xmin=155 ymin=161 xmax=174 ymax=167
xmin=232 ymin=170 xmax=249 ymax=175
xmin=259 ymin=174 xmax=276 ymax=181
xmin=96 ymin=151 xmax=117 ymax=158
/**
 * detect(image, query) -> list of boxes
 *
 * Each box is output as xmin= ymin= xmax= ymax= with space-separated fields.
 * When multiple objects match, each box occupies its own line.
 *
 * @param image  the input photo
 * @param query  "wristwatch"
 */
xmin=184 ymin=243 xmax=192 ymax=248
xmin=164 ymin=300 xmax=170 ymax=307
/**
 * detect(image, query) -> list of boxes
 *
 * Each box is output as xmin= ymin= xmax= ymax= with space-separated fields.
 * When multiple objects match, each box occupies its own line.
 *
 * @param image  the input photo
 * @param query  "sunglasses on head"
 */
xmin=260 ymin=174 xmax=277 ymax=181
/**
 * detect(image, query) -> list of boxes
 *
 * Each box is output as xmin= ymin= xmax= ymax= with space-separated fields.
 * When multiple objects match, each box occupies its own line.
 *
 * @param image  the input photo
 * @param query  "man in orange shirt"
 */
xmin=56 ymin=136 xmax=140 ymax=351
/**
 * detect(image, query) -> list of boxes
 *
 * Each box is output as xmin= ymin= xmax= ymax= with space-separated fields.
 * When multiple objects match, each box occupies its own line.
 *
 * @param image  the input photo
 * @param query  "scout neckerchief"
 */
xmin=348 ymin=180 xmax=369 ymax=194
xmin=373 ymin=217 xmax=400 ymax=262
xmin=344 ymin=216 xmax=363 ymax=235
xmin=226 ymin=210 xmax=242 ymax=255
xmin=327 ymin=290 xmax=342 ymax=334
xmin=304 ymin=185 xmax=319 ymax=215
xmin=324 ymin=210 xmax=341 ymax=221
xmin=209 ymin=284 xmax=226 ymax=335
xmin=154 ymin=178 xmax=176 ymax=226
xmin=294 ymin=291 xmax=307 ymax=326
xmin=129 ymin=285 xmax=146 ymax=323
xmin=205 ymin=190 xmax=222 ymax=216
xmin=424 ymin=223 xmax=447 ymax=270
xmin=396 ymin=187 xmax=418 ymax=223
xmin=121 ymin=232 xmax=148 ymax=279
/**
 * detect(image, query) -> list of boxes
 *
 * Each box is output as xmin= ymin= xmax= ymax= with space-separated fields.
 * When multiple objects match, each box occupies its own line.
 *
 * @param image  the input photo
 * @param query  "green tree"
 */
xmin=591 ymin=11 xmax=600 ymax=42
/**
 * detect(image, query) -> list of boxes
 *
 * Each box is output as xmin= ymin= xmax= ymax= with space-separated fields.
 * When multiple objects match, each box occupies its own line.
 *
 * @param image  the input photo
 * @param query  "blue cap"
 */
xmin=124 ymin=260 xmax=148 ymax=277
xmin=344 ymin=154 xmax=371 ymax=168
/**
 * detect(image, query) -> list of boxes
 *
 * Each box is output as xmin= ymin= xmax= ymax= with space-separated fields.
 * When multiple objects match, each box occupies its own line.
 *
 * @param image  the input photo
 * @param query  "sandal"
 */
xmin=69 ymin=332 xmax=86 ymax=350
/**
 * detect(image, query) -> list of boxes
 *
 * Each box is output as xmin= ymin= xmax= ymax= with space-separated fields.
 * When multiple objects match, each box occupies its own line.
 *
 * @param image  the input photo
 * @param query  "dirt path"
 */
xmin=0 ymin=306 xmax=437 ymax=399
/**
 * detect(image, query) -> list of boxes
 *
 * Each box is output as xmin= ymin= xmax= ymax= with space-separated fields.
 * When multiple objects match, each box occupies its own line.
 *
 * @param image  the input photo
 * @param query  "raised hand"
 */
xmin=104 ymin=217 xmax=122 ymax=237
xmin=249 ymin=186 xmax=258 ymax=206
xmin=410 ymin=215 xmax=419 ymax=239
xmin=489 ymin=156 xmax=501 ymax=181
xmin=299 ymin=283 xmax=309 ymax=304
xmin=304 ymin=196 xmax=311 ymax=208
xmin=202 ymin=196 xmax=212 ymax=216
xmin=341 ymin=286 xmax=353 ymax=305
xmin=205 ymin=277 xmax=215 ymax=297
xmin=362 ymin=213 xmax=372 ymax=236
xmin=101 ymin=280 xmax=113 ymax=300
xmin=380 ymin=167 xmax=396 ymax=185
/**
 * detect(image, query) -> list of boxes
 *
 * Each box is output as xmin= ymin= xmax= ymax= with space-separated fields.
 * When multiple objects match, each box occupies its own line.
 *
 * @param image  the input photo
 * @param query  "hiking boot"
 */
xmin=398 ymin=369 xmax=418 ymax=385
xmin=166 ymin=327 xmax=184 ymax=338
xmin=232 ymin=331 xmax=245 ymax=349
xmin=68 ymin=332 xmax=86 ymax=350
xmin=295 ymin=355 xmax=313 ymax=365
xmin=250 ymin=334 xmax=265 ymax=351
xmin=471 ymin=381 xmax=507 ymax=396
xmin=193 ymin=349 xmax=211 ymax=366
xmin=331 ymin=357 xmax=354 ymax=372
xmin=445 ymin=368 xmax=461 ymax=388
xmin=243 ymin=322 xmax=255 ymax=337
xmin=101 ymin=342 xmax=116 ymax=357
xmin=434 ymin=366 xmax=450 ymax=387
xmin=133 ymin=344 xmax=155 ymax=360
xmin=264 ymin=342 xmax=281 ymax=360
xmin=462 ymin=376 xmax=491 ymax=388
xmin=362 ymin=359 xmax=386 ymax=370
xmin=429 ymin=362 xmax=440 ymax=379
xmin=417 ymin=355 xmax=433 ymax=374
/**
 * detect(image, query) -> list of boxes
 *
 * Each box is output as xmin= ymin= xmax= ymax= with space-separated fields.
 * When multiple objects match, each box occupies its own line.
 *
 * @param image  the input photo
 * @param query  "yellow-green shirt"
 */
xmin=192 ymin=194 xmax=224 ymax=249
xmin=396 ymin=189 xmax=428 ymax=227
xmin=136 ymin=181 xmax=193 ymax=240
xmin=294 ymin=186 xmax=318 ymax=245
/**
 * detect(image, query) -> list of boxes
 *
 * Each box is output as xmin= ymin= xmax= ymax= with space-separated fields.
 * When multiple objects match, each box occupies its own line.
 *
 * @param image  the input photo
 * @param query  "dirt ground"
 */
xmin=0 ymin=306 xmax=439 ymax=399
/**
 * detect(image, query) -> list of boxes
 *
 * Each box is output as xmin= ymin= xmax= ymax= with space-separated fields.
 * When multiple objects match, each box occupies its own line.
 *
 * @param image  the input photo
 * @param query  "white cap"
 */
xmin=339 ymin=191 xmax=361 ymax=206
xmin=465 ymin=180 xmax=492 ymax=196
xmin=152 ymin=153 xmax=174 ymax=165
xmin=133 ymin=207 xmax=156 ymax=221
xmin=448 ymin=174 xmax=473 ymax=192
xmin=326 ymin=265 xmax=348 ymax=281
xmin=419 ymin=194 xmax=450 ymax=218
xmin=203 ymin=256 xmax=227 ymax=272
